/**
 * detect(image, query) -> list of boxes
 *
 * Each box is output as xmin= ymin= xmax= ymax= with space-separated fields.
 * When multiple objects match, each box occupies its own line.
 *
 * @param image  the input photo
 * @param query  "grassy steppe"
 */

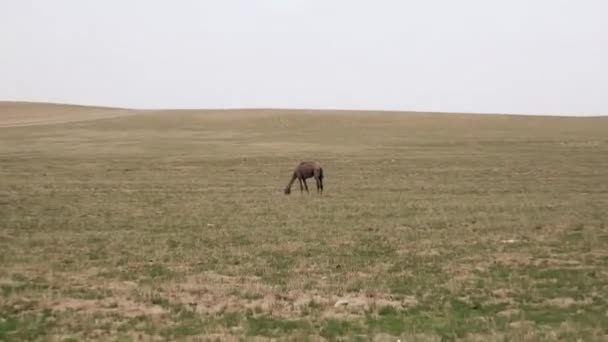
xmin=1 ymin=103 xmax=608 ymax=341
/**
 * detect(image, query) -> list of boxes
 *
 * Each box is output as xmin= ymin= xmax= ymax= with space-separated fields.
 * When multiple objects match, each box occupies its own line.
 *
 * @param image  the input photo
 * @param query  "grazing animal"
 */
xmin=284 ymin=161 xmax=324 ymax=195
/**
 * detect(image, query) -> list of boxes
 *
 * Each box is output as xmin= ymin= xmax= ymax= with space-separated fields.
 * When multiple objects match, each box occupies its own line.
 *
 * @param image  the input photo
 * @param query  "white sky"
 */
xmin=1 ymin=0 xmax=607 ymax=115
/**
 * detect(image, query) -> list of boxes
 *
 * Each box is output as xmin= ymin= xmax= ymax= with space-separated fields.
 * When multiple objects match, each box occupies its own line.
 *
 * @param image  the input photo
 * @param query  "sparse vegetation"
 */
xmin=1 ymin=103 xmax=607 ymax=340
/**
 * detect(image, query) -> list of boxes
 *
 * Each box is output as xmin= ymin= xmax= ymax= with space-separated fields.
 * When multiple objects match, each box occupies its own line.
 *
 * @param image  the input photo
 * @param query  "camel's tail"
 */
xmin=318 ymin=167 xmax=324 ymax=179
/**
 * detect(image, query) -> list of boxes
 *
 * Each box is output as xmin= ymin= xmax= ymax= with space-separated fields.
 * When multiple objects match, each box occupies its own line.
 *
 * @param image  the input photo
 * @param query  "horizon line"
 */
xmin=1 ymin=100 xmax=606 ymax=118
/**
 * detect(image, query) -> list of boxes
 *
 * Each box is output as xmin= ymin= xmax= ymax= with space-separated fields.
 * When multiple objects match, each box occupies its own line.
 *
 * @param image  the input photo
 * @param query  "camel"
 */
xmin=284 ymin=161 xmax=324 ymax=195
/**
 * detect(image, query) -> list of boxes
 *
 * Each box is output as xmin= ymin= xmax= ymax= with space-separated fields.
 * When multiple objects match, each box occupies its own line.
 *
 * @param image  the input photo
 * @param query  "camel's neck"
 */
xmin=285 ymin=172 xmax=297 ymax=191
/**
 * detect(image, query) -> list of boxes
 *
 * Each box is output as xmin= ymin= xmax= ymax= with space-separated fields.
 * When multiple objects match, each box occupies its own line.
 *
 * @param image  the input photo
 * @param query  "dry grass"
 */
xmin=1 ymin=102 xmax=608 ymax=341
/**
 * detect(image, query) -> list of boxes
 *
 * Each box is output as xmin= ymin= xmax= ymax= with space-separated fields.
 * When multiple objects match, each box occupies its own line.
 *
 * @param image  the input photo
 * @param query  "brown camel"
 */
xmin=284 ymin=161 xmax=324 ymax=195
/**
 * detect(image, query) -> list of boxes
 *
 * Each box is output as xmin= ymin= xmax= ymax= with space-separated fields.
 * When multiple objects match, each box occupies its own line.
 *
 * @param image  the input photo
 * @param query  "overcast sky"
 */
xmin=1 ymin=1 xmax=607 ymax=115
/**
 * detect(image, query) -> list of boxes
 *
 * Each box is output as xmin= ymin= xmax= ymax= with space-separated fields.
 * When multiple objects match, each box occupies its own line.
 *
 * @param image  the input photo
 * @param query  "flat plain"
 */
xmin=1 ymin=102 xmax=608 ymax=341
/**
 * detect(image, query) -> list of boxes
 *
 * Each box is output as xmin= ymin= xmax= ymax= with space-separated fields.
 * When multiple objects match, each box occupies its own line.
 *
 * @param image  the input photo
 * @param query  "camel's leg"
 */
xmin=303 ymin=179 xmax=309 ymax=194
xmin=314 ymin=169 xmax=324 ymax=195
xmin=298 ymin=178 xmax=303 ymax=194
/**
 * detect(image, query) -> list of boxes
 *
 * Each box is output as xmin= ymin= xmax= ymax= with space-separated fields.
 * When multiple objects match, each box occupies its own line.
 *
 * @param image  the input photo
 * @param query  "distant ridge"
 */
xmin=0 ymin=100 xmax=126 ymax=111
xmin=0 ymin=101 xmax=135 ymax=128
xmin=0 ymin=101 xmax=605 ymax=118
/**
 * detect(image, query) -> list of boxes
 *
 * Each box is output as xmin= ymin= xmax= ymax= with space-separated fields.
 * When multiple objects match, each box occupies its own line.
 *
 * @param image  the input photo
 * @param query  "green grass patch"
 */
xmin=0 ymin=309 xmax=55 ymax=341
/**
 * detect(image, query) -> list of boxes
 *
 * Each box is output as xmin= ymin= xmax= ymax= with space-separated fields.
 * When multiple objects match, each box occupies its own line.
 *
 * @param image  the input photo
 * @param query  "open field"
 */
xmin=1 ymin=102 xmax=608 ymax=341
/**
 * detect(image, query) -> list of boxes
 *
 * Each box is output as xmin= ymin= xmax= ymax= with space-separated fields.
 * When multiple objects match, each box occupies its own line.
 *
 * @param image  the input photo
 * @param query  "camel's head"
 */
xmin=284 ymin=188 xmax=291 ymax=195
